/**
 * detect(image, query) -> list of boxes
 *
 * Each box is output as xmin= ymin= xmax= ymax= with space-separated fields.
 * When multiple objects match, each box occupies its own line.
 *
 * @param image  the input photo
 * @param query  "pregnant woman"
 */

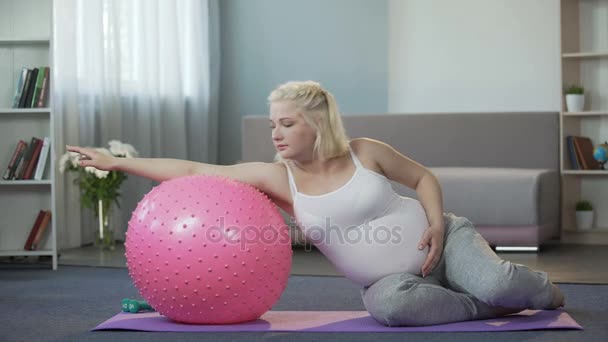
xmin=66 ymin=80 xmax=565 ymax=326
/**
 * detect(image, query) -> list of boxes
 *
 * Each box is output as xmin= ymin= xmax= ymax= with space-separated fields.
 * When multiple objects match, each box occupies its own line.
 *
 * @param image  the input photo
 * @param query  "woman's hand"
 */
xmin=65 ymin=145 xmax=117 ymax=171
xmin=418 ymin=223 xmax=445 ymax=278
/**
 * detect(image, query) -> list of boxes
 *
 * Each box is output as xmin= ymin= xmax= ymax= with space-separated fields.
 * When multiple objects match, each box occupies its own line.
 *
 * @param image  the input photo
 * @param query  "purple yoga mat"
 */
xmin=93 ymin=309 xmax=582 ymax=333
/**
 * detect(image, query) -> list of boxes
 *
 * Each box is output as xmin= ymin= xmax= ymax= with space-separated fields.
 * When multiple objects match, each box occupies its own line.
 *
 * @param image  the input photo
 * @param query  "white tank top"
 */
xmin=283 ymin=143 xmax=429 ymax=287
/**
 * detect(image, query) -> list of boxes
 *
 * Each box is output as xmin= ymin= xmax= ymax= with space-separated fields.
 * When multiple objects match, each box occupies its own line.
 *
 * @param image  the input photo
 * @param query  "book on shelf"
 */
xmin=14 ymin=137 xmax=40 ymax=180
xmin=33 ymin=137 xmax=50 ymax=181
xmin=2 ymin=140 xmax=27 ymax=180
xmin=566 ymin=136 xmax=581 ymax=169
xmin=2 ymin=137 xmax=50 ymax=181
xmin=23 ymin=210 xmax=52 ymax=251
xmin=30 ymin=67 xmax=46 ymax=108
xmin=17 ymin=69 xmax=32 ymax=108
xmin=572 ymin=136 xmax=600 ymax=170
xmin=24 ymin=210 xmax=46 ymax=250
xmin=12 ymin=66 xmax=51 ymax=109
xmin=37 ymin=67 xmax=50 ymax=108
xmin=11 ymin=68 xmax=28 ymax=108
xmin=31 ymin=210 xmax=51 ymax=250
xmin=23 ymin=138 xmax=43 ymax=180
xmin=22 ymin=68 xmax=38 ymax=109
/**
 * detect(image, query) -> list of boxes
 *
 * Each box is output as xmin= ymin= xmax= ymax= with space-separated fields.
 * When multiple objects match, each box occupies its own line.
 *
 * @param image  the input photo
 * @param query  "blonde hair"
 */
xmin=268 ymin=81 xmax=349 ymax=162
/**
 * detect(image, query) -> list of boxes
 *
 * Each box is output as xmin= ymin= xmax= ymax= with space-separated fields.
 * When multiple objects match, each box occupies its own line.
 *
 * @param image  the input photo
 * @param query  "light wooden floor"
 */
xmin=37 ymin=242 xmax=608 ymax=284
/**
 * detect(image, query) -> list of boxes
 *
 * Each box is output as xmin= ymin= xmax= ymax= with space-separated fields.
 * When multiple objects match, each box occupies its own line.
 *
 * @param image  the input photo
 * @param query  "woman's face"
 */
xmin=269 ymin=101 xmax=317 ymax=160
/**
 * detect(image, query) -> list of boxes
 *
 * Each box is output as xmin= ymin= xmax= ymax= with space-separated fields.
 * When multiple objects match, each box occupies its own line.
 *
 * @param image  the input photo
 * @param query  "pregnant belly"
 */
xmin=315 ymin=197 xmax=430 ymax=287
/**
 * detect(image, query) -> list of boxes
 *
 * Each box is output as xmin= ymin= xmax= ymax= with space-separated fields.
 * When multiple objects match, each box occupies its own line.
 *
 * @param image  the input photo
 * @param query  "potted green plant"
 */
xmin=575 ymin=200 xmax=594 ymax=230
xmin=565 ymin=85 xmax=585 ymax=112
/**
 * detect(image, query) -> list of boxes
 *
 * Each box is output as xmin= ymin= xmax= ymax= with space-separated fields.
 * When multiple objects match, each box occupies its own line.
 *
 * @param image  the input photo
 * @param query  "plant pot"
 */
xmin=575 ymin=210 xmax=594 ymax=230
xmin=565 ymin=94 xmax=585 ymax=112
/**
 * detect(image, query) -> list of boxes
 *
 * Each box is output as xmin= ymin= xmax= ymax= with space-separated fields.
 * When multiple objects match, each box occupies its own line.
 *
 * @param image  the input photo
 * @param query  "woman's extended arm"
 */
xmin=66 ymin=145 xmax=294 ymax=217
xmin=65 ymin=145 xmax=274 ymax=187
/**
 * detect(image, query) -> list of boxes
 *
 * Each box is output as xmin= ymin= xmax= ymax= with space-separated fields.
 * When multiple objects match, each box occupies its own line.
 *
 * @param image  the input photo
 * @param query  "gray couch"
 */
xmin=241 ymin=112 xmax=560 ymax=250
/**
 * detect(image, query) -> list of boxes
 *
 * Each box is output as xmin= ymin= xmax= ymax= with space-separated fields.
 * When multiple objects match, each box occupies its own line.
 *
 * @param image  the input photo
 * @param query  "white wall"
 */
xmin=388 ymin=0 xmax=561 ymax=113
xmin=219 ymin=0 xmax=388 ymax=164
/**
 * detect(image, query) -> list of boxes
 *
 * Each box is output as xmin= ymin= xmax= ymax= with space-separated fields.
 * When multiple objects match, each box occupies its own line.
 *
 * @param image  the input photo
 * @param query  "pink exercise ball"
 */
xmin=125 ymin=175 xmax=292 ymax=324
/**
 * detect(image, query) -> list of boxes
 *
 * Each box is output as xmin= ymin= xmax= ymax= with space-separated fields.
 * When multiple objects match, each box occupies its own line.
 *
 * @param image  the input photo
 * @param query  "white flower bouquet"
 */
xmin=59 ymin=140 xmax=138 ymax=248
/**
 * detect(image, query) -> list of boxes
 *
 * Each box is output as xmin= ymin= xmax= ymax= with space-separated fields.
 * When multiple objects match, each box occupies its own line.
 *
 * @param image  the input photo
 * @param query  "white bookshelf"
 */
xmin=0 ymin=39 xmax=50 ymax=45
xmin=1 ymin=108 xmax=51 ymax=114
xmin=0 ymin=0 xmax=56 ymax=269
xmin=559 ymin=0 xmax=608 ymax=245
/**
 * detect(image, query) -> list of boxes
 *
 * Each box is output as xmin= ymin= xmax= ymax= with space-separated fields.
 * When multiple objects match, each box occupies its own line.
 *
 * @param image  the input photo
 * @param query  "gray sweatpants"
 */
xmin=360 ymin=213 xmax=559 ymax=326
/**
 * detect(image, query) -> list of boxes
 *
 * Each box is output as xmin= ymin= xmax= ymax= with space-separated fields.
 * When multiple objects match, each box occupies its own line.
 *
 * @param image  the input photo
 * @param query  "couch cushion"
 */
xmin=390 ymin=167 xmax=559 ymax=227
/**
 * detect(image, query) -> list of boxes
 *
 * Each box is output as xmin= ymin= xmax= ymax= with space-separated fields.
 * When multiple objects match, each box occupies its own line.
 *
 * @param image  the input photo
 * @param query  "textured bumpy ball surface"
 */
xmin=125 ymin=175 xmax=292 ymax=324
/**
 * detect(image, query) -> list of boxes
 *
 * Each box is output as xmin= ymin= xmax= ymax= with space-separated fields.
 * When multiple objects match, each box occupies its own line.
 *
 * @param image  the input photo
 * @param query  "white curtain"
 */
xmin=53 ymin=0 xmax=220 ymax=248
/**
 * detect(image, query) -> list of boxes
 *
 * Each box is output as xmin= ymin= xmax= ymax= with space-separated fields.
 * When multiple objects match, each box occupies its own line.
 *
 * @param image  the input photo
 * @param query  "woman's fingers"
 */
xmin=66 ymin=145 xmax=81 ymax=152
xmin=65 ymin=145 xmax=103 ymax=168
xmin=417 ymin=230 xmax=430 ymax=250
xmin=421 ymin=249 xmax=435 ymax=276
xmin=80 ymin=159 xmax=94 ymax=167
xmin=421 ymin=243 xmax=442 ymax=277
xmin=67 ymin=145 xmax=93 ymax=159
xmin=78 ymin=153 xmax=91 ymax=162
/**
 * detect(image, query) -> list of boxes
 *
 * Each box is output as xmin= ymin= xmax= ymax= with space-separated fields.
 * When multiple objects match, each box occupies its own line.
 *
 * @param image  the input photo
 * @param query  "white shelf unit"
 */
xmin=0 ymin=0 xmax=57 ymax=269
xmin=559 ymin=0 xmax=608 ymax=245
xmin=0 ymin=39 xmax=50 ymax=45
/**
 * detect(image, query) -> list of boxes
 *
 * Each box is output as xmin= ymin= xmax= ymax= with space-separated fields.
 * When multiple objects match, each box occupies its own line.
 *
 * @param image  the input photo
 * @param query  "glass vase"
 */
xmin=96 ymin=199 xmax=116 ymax=251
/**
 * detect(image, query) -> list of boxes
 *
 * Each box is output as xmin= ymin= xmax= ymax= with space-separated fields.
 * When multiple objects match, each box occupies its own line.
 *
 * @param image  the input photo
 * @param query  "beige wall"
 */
xmin=387 ymin=0 xmax=561 ymax=113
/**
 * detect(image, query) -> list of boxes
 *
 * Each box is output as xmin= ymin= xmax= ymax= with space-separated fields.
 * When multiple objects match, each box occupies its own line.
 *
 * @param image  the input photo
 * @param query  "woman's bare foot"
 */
xmin=494 ymin=306 xmax=524 ymax=317
xmin=548 ymin=284 xmax=565 ymax=309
